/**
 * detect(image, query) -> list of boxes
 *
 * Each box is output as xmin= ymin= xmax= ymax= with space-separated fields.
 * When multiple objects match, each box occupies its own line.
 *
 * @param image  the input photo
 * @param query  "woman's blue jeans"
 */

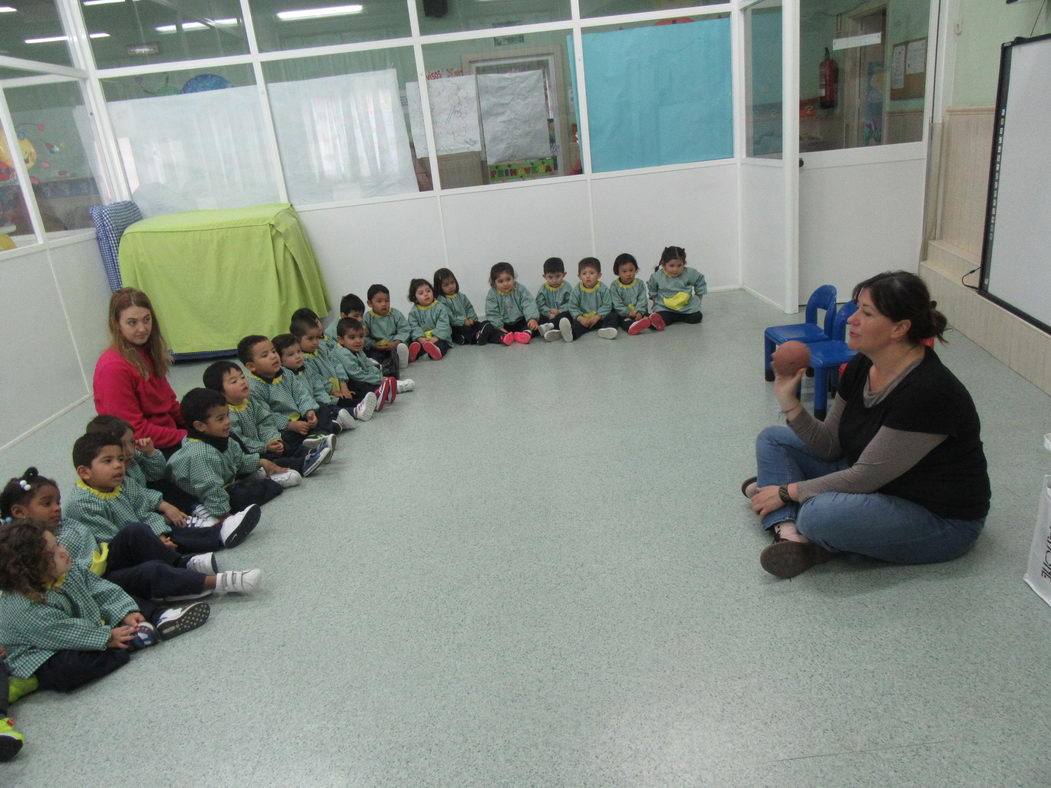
xmin=755 ymin=426 xmax=984 ymax=564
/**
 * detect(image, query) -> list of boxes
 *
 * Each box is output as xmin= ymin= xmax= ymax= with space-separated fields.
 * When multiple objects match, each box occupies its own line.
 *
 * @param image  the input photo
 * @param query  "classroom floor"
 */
xmin=3 ymin=290 xmax=1050 ymax=786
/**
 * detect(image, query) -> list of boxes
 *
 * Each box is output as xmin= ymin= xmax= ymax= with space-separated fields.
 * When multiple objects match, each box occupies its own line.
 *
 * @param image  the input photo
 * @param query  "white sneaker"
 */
xmin=154 ymin=601 xmax=210 ymax=640
xmin=186 ymin=552 xmax=218 ymax=574
xmin=396 ymin=343 xmax=409 ymax=368
xmin=559 ymin=317 xmax=574 ymax=343
xmin=302 ymin=445 xmax=330 ymax=476
xmin=322 ymin=434 xmax=336 ymax=462
xmin=597 ymin=327 xmax=618 ymax=340
xmin=214 ymin=568 xmax=262 ymax=595
xmin=353 ymin=392 xmax=377 ymax=422
xmin=187 ymin=506 xmax=219 ymax=528
xmin=538 ymin=322 xmax=554 ymax=335
xmin=543 ymin=328 xmax=562 ymax=342
xmin=220 ymin=505 xmax=260 ymax=548
xmin=270 ymin=468 xmax=302 ymax=488
xmin=252 ymin=467 xmax=267 ymax=480
xmin=397 ymin=378 xmax=415 ymax=393
xmin=335 ymin=408 xmax=357 ymax=430
xmin=302 ymin=435 xmax=327 ymax=449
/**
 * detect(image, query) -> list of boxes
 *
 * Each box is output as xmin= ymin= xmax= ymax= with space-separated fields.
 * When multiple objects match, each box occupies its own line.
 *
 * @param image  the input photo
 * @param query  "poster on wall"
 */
xmin=476 ymin=71 xmax=550 ymax=163
xmin=406 ymin=76 xmax=482 ymax=157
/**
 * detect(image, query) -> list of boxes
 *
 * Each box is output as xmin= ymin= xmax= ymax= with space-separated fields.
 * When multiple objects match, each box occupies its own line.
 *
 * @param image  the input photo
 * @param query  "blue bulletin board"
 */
xmin=576 ymin=18 xmax=733 ymax=172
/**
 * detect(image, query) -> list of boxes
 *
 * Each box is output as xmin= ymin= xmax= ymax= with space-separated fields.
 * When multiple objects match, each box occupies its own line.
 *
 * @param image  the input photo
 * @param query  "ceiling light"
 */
xmin=155 ymin=18 xmax=239 ymax=33
xmin=276 ymin=5 xmax=363 ymax=21
xmin=84 ymin=0 xmax=126 ymax=6
xmin=0 ymin=6 xmax=17 ymax=11
xmin=25 ymin=32 xmax=109 ymax=43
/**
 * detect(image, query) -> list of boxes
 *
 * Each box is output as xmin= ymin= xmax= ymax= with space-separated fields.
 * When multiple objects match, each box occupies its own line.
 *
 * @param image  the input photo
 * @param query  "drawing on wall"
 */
xmin=407 ymin=76 xmax=482 ymax=157
xmin=476 ymin=70 xmax=550 ymax=164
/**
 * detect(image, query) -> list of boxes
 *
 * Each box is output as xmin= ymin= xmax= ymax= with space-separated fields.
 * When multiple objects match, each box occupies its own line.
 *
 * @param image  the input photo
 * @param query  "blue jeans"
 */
xmin=755 ymin=426 xmax=984 ymax=564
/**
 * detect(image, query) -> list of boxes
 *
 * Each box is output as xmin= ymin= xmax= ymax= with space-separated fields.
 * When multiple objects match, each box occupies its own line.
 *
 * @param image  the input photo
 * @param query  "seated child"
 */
xmin=168 ymin=388 xmax=286 ymax=519
xmin=560 ymin=257 xmax=619 ymax=342
xmin=238 ymin=334 xmax=344 ymax=447
xmin=433 ymin=268 xmax=486 ymax=345
xmin=327 ymin=293 xmax=365 ymax=339
xmin=609 ymin=252 xmax=660 ymax=335
xmin=535 ymin=257 xmax=573 ymax=341
xmin=64 ymin=432 xmax=259 ymax=553
xmin=406 ymin=278 xmax=452 ymax=361
xmin=333 ymin=318 xmax=414 ymax=409
xmin=0 ymin=519 xmax=210 ymax=694
xmin=203 ymin=360 xmax=330 ymax=478
xmin=2 ymin=468 xmax=260 ymax=601
xmin=288 ymin=316 xmax=377 ymax=421
xmin=480 ymin=262 xmax=540 ymax=346
xmin=272 ymin=333 xmax=361 ymax=430
xmin=647 ymin=245 xmax=706 ymax=326
xmin=0 ymin=645 xmax=34 ymax=760
xmin=364 ymin=284 xmax=411 ymax=371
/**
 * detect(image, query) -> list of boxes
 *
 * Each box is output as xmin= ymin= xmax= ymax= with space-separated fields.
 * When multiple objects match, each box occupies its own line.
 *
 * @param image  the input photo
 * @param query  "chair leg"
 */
xmin=813 ymin=366 xmax=828 ymax=418
xmin=764 ymin=336 xmax=775 ymax=381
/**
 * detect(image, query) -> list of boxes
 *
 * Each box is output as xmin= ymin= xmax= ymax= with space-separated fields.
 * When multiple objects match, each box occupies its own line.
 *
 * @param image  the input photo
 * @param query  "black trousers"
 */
xmin=365 ymin=347 xmax=400 ymax=378
xmin=655 ymin=310 xmax=703 ymax=325
xmin=104 ymin=522 xmax=207 ymax=599
xmin=414 ymin=338 xmax=451 ymax=355
xmin=541 ymin=310 xmax=571 ymax=328
xmin=614 ymin=313 xmax=651 ymax=331
xmin=487 ymin=317 xmax=532 ymax=342
xmin=36 ymin=648 xmax=131 ymax=692
xmin=147 ymin=478 xmax=200 ymax=515
xmin=451 ymin=322 xmax=488 ymax=345
xmin=228 ymin=477 xmax=283 ymax=511
xmin=570 ymin=311 xmax=619 ymax=339
xmin=167 ymin=523 xmax=224 ymax=554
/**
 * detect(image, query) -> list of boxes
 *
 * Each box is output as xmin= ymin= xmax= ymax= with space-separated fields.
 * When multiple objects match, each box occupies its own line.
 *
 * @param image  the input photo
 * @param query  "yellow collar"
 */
xmin=48 ymin=574 xmax=67 ymax=590
xmin=496 ymin=286 xmax=514 ymax=295
xmin=615 ymin=279 xmax=636 ymax=288
xmin=368 ymin=309 xmax=390 ymax=318
xmin=248 ymin=371 xmax=283 ymax=385
xmin=579 ymin=283 xmax=600 ymax=293
xmin=415 ymin=301 xmax=438 ymax=310
xmin=303 ymin=351 xmax=318 ymax=358
xmin=544 ymin=282 xmax=565 ymax=291
xmin=76 ymin=479 xmax=121 ymax=499
xmin=228 ymin=399 xmax=249 ymax=412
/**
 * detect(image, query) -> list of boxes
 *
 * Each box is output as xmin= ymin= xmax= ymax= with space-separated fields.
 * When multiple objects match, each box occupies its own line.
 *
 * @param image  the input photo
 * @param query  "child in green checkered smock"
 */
xmin=406 ymin=279 xmax=453 ymax=361
xmin=333 ymin=317 xmax=414 ymax=409
xmin=434 ymin=267 xmax=488 ymax=345
xmin=609 ymin=252 xmax=663 ymax=336
xmin=646 ymin=245 xmax=706 ymax=327
xmin=287 ymin=316 xmax=377 ymax=423
xmin=481 ymin=262 xmax=540 ymax=346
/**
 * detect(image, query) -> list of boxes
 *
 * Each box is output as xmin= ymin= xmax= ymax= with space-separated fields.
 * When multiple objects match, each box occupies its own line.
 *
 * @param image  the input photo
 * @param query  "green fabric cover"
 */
xmin=118 ymin=204 xmax=329 ymax=354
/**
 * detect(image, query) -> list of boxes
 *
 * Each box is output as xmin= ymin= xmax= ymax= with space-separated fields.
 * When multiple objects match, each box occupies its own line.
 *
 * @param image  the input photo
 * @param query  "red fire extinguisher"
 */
xmin=819 ymin=47 xmax=838 ymax=109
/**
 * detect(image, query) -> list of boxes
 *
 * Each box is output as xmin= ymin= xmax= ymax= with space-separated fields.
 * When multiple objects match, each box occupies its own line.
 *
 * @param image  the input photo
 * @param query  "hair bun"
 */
xmin=21 ymin=467 xmax=39 ymax=480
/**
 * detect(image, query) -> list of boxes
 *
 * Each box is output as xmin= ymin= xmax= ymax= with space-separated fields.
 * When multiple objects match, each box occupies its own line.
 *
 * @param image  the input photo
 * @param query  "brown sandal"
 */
xmin=759 ymin=540 xmax=837 ymax=578
xmin=740 ymin=476 xmax=757 ymax=499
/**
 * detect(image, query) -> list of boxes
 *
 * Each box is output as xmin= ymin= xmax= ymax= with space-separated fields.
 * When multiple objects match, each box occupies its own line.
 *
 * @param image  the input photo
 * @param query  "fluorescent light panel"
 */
xmin=276 ymin=5 xmax=363 ymax=21
xmin=155 ymin=18 xmax=239 ymax=33
xmin=25 ymin=32 xmax=110 ymax=43
xmin=83 ymin=0 xmax=126 ymax=6
xmin=0 ymin=5 xmax=17 ymax=11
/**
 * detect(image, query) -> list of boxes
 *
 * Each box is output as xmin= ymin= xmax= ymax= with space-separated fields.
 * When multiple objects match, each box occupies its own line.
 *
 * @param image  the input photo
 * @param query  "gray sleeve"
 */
xmin=795 ymin=427 xmax=947 ymax=501
xmin=786 ymin=394 xmax=846 ymax=460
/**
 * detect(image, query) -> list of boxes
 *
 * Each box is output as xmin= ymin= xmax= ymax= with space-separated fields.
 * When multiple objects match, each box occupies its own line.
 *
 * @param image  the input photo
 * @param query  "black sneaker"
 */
xmin=477 ymin=323 xmax=493 ymax=345
xmin=760 ymin=540 xmax=837 ymax=578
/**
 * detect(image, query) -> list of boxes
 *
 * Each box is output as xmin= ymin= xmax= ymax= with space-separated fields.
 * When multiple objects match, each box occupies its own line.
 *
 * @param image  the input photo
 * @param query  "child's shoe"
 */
xmin=597 ymin=327 xmax=618 ymax=340
xmin=322 ymin=434 xmax=336 ymax=462
xmin=513 ymin=331 xmax=531 ymax=344
xmin=154 ymin=602 xmax=210 ymax=640
xmin=422 ymin=340 xmax=443 ymax=360
xmin=538 ymin=322 xmax=554 ymax=336
xmin=627 ymin=317 xmax=651 ymax=335
xmin=476 ymin=323 xmax=493 ymax=345
xmin=396 ymin=343 xmax=410 ymax=369
xmin=7 ymin=676 xmax=38 ymax=705
xmin=384 ymin=376 xmax=399 ymax=403
xmin=335 ymin=408 xmax=356 ymax=431
xmin=129 ymin=622 xmax=158 ymax=650
xmin=543 ymin=326 xmax=562 ymax=341
xmin=408 ymin=341 xmax=422 ymax=362
xmin=219 ymin=505 xmax=260 ymax=548
xmin=649 ymin=312 xmax=667 ymax=331
xmin=559 ymin=317 xmax=574 ymax=343
xmin=186 ymin=552 xmax=219 ymax=574
xmin=251 ymin=466 xmax=268 ymax=480
xmin=0 ymin=718 xmax=24 ymax=762
xmin=270 ymin=469 xmax=302 ymax=488
xmin=302 ymin=444 xmax=330 ymax=477
xmin=397 ymin=378 xmax=414 ymax=394
xmin=302 ymin=434 xmax=327 ymax=449
xmin=373 ymin=382 xmax=387 ymax=411
xmin=500 ymin=332 xmax=515 ymax=346
xmin=213 ymin=568 xmax=262 ymax=595
xmin=353 ymin=391 xmax=378 ymax=421
xmin=188 ymin=505 xmax=220 ymax=528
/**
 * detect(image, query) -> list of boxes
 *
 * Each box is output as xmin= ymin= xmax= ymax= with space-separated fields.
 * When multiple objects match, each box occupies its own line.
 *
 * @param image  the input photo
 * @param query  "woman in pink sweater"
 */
xmin=93 ymin=288 xmax=186 ymax=453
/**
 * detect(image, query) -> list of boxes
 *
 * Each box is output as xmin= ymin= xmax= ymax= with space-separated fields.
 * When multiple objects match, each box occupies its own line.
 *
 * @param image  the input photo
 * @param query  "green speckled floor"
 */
xmin=2 ymin=291 xmax=1049 ymax=786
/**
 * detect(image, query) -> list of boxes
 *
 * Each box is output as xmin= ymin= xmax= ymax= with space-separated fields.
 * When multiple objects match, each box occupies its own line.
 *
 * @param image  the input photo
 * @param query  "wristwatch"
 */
xmin=778 ymin=484 xmax=792 ymax=504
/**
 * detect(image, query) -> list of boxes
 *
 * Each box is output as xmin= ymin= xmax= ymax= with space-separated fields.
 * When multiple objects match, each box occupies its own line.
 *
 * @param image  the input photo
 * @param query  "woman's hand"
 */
xmin=751 ymin=484 xmax=797 ymax=518
xmin=773 ymin=367 xmax=807 ymax=415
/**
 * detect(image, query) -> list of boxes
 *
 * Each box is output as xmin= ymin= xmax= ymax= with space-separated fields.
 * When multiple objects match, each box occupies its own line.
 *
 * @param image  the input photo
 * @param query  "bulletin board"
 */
xmin=890 ymin=37 xmax=926 ymax=100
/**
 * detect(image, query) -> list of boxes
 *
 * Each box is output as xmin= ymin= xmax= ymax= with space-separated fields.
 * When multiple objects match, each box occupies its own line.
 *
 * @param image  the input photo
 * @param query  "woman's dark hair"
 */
xmin=489 ymin=262 xmax=515 ymax=285
xmin=85 ymin=414 xmax=133 ymax=439
xmin=613 ymin=253 xmax=637 ymax=274
xmin=433 ymin=268 xmax=458 ymax=296
xmin=1 ymin=468 xmax=58 ymax=520
xmin=107 ymin=287 xmax=171 ymax=379
xmin=202 ymin=360 xmax=242 ymax=392
xmin=408 ymin=278 xmax=433 ymax=304
xmin=180 ymin=387 xmax=227 ymax=428
xmin=0 ymin=519 xmax=54 ymax=601
xmin=852 ymin=270 xmax=948 ymax=344
xmin=656 ymin=246 xmax=686 ymax=271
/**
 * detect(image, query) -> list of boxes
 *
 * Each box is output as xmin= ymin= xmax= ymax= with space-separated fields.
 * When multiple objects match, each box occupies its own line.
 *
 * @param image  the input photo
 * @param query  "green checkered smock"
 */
xmin=228 ymin=397 xmax=281 ymax=455
xmin=248 ymin=370 xmax=318 ymax=431
xmin=64 ymin=480 xmax=169 ymax=541
xmin=407 ymin=301 xmax=452 ymax=343
xmin=168 ymin=437 xmax=260 ymax=517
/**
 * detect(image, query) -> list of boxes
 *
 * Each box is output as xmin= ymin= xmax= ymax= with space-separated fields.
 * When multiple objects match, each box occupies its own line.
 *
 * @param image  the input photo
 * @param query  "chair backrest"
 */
xmin=803 ymin=284 xmax=837 ymax=330
xmin=830 ymin=300 xmax=857 ymax=341
xmin=90 ymin=201 xmax=143 ymax=291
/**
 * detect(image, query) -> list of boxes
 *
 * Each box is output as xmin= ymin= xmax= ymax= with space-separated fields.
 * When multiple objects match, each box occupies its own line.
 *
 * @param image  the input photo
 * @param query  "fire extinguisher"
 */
xmin=819 ymin=47 xmax=838 ymax=109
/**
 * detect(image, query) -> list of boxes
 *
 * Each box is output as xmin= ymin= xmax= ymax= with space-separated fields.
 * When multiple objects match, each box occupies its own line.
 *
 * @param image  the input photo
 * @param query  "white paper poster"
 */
xmin=407 ymin=76 xmax=482 ymax=157
xmin=477 ymin=70 xmax=550 ymax=163
xmin=891 ymin=44 xmax=906 ymax=90
xmin=905 ymin=39 xmax=927 ymax=75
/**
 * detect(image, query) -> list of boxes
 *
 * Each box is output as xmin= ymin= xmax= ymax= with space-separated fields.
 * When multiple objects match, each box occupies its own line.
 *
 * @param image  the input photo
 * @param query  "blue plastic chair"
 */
xmin=807 ymin=301 xmax=858 ymax=419
xmin=764 ymin=284 xmax=837 ymax=380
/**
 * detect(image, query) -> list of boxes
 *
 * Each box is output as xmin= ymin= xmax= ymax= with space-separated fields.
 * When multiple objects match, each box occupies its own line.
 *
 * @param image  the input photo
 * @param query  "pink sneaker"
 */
xmin=500 ymin=332 xmax=515 ymax=346
xmin=627 ymin=317 xmax=651 ymax=335
xmin=384 ymin=376 xmax=397 ymax=404
xmin=373 ymin=382 xmax=386 ymax=411
xmin=513 ymin=331 xmax=531 ymax=344
xmin=408 ymin=341 xmax=422 ymax=362
xmin=422 ymin=340 xmax=443 ymax=360
xmin=649 ymin=312 xmax=667 ymax=331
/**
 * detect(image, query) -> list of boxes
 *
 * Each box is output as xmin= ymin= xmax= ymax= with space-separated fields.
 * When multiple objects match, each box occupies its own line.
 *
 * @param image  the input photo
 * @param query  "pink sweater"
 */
xmin=93 ymin=347 xmax=186 ymax=449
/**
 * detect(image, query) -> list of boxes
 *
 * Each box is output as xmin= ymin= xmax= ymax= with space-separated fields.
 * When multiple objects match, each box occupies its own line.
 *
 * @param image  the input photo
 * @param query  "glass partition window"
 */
xmin=249 ymin=0 xmax=410 ymax=52
xmin=0 ymin=125 xmax=38 ymax=249
xmin=263 ymin=49 xmax=430 ymax=203
xmin=747 ymin=2 xmax=783 ymax=158
xmin=416 ymin=0 xmax=569 ymax=36
xmin=799 ymin=0 xmax=930 ymax=151
xmin=4 ymin=80 xmax=104 ymax=235
xmin=0 ymin=0 xmax=73 ymax=68
xmin=583 ymin=16 xmax=733 ymax=172
xmin=101 ymin=65 xmax=280 ymax=216
xmin=421 ymin=32 xmax=580 ymax=188
xmin=580 ymin=0 xmax=725 ymax=18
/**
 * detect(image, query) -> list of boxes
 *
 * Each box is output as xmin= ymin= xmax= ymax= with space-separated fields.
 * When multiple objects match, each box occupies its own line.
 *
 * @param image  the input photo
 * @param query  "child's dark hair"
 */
xmin=543 ymin=257 xmax=565 ymax=275
xmin=657 ymin=245 xmax=686 ymax=271
xmin=72 ymin=432 xmax=121 ymax=470
xmin=85 ymin=414 xmax=133 ymax=439
xmin=852 ymin=270 xmax=948 ymax=344
xmin=203 ymin=360 xmax=241 ymax=392
xmin=289 ymin=314 xmax=317 ymax=339
xmin=489 ymin=262 xmax=515 ymax=284
xmin=613 ymin=253 xmax=638 ymax=274
xmin=272 ymin=333 xmax=300 ymax=358
xmin=340 ymin=293 xmax=365 ymax=315
xmin=367 ymin=284 xmax=390 ymax=301
xmin=433 ymin=268 xmax=458 ymax=295
xmin=181 ymin=387 xmax=227 ymax=429
xmin=289 ymin=307 xmax=321 ymax=334
xmin=578 ymin=257 xmax=601 ymax=275
xmin=1 ymin=468 xmax=59 ymax=520
xmin=336 ymin=317 xmax=364 ymax=337
xmin=0 ymin=518 xmax=54 ymax=601
xmin=408 ymin=278 xmax=433 ymax=303
xmin=237 ymin=335 xmax=269 ymax=365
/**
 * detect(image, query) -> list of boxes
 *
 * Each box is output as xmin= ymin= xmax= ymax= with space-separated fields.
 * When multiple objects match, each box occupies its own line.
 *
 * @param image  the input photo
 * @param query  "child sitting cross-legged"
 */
xmin=168 ymin=388 xmax=287 ymax=522
xmin=288 ymin=315 xmax=378 ymax=423
xmin=333 ymin=317 xmax=414 ymax=409
xmin=64 ymin=432 xmax=260 ymax=554
xmin=364 ymin=284 xmax=411 ymax=372
xmin=406 ymin=278 xmax=452 ymax=362
xmin=0 ymin=519 xmax=210 ymax=695
xmin=560 ymin=256 xmax=620 ymax=342
xmin=203 ymin=360 xmax=330 ymax=478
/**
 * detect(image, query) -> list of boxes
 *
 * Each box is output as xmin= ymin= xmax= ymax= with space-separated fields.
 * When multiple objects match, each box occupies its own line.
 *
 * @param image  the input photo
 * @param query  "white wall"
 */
xmin=739 ymin=161 xmax=789 ymax=309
